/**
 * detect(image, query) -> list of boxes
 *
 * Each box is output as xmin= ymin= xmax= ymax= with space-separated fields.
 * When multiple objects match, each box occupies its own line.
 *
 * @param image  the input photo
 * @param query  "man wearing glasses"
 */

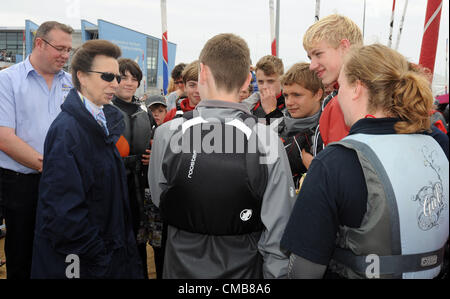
xmin=166 ymin=62 xmax=186 ymax=110
xmin=0 ymin=21 xmax=73 ymax=279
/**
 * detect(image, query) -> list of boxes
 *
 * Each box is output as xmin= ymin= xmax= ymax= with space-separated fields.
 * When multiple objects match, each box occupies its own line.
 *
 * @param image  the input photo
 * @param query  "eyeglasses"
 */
xmin=174 ymin=80 xmax=184 ymax=85
xmin=40 ymin=38 xmax=72 ymax=55
xmin=87 ymin=71 xmax=122 ymax=83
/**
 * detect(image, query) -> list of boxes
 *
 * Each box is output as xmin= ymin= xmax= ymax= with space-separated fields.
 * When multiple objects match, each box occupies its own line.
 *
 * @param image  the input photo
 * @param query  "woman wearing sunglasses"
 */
xmin=31 ymin=40 xmax=144 ymax=279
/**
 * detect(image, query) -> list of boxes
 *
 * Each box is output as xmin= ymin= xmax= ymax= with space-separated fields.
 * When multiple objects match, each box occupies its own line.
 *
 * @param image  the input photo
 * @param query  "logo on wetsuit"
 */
xmin=187 ymin=150 xmax=197 ymax=179
xmin=240 ymin=209 xmax=253 ymax=221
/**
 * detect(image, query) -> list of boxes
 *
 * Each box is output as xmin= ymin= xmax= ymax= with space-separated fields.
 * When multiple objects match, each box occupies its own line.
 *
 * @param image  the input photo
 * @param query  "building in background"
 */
xmin=0 ymin=27 xmax=25 ymax=65
xmin=0 ymin=19 xmax=177 ymax=96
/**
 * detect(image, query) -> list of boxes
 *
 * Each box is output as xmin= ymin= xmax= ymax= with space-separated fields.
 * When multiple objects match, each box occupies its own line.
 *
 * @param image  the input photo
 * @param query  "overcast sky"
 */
xmin=2 ymin=0 xmax=449 ymax=93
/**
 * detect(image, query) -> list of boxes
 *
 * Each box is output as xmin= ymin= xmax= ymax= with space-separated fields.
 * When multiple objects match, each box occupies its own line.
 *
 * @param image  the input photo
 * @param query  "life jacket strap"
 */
xmin=332 ymin=246 xmax=446 ymax=276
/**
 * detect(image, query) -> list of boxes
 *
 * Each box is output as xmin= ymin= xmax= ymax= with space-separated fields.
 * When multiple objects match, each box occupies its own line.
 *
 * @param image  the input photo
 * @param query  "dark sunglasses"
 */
xmin=87 ymin=71 xmax=122 ymax=83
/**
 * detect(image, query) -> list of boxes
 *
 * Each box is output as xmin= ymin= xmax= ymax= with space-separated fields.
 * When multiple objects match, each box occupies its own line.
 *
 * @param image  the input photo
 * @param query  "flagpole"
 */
xmin=275 ymin=0 xmax=280 ymax=57
xmin=161 ymin=0 xmax=169 ymax=95
xmin=362 ymin=0 xmax=366 ymax=39
xmin=395 ymin=0 xmax=408 ymax=50
xmin=388 ymin=0 xmax=396 ymax=48
xmin=315 ymin=0 xmax=320 ymax=22
xmin=269 ymin=0 xmax=276 ymax=56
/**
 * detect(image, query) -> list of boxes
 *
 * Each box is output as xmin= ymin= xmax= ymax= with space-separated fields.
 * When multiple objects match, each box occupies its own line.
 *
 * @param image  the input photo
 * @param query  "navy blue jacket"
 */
xmin=31 ymin=88 xmax=143 ymax=279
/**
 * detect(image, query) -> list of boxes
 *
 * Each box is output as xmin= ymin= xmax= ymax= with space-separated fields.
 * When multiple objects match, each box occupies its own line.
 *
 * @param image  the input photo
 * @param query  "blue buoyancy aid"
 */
xmin=329 ymin=133 xmax=449 ymax=279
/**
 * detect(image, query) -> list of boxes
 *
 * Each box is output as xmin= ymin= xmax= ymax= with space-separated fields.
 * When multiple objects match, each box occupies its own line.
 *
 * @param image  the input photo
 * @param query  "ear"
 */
xmin=353 ymin=80 xmax=365 ymax=102
xmin=239 ymin=72 xmax=252 ymax=93
xmin=199 ymin=62 xmax=208 ymax=85
xmin=34 ymin=38 xmax=43 ymax=49
xmin=314 ymin=88 xmax=324 ymax=103
xmin=339 ymin=39 xmax=351 ymax=53
xmin=77 ymin=70 xmax=87 ymax=88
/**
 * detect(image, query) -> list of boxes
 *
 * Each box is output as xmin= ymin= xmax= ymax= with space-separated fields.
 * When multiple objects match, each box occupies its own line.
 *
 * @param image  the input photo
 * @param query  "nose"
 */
xmin=309 ymin=58 xmax=318 ymax=71
xmin=111 ymin=78 xmax=119 ymax=89
xmin=61 ymin=51 xmax=70 ymax=60
xmin=285 ymin=95 xmax=293 ymax=106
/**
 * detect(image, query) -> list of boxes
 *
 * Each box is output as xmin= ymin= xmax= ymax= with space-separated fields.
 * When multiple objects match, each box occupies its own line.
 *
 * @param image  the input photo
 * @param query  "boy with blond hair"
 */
xmin=303 ymin=14 xmax=363 ymax=150
xmin=149 ymin=33 xmax=295 ymax=278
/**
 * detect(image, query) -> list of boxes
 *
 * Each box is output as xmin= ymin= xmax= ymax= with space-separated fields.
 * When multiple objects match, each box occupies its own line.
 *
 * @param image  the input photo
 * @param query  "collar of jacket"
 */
xmin=349 ymin=117 xmax=400 ymax=135
xmin=62 ymin=88 xmax=125 ymax=143
xmin=112 ymin=95 xmax=141 ymax=116
xmin=252 ymin=92 xmax=285 ymax=111
xmin=196 ymin=99 xmax=252 ymax=115
xmin=113 ymin=95 xmax=140 ymax=107
xmin=279 ymin=109 xmax=321 ymax=136
xmin=179 ymin=97 xmax=196 ymax=112
xmin=276 ymin=92 xmax=285 ymax=108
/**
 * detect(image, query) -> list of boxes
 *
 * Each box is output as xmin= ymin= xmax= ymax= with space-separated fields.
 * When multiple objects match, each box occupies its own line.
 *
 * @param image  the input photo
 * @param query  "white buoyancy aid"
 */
xmin=329 ymin=133 xmax=449 ymax=279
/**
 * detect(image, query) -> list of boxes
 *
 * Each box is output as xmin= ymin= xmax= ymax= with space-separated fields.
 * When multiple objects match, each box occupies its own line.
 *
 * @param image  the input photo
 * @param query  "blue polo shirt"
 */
xmin=0 ymin=56 xmax=73 ymax=173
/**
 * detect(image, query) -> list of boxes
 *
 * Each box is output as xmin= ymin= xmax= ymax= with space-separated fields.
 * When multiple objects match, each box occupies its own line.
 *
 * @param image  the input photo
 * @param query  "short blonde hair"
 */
xmin=303 ymin=14 xmax=363 ymax=52
xmin=255 ymin=55 xmax=284 ymax=76
xmin=281 ymin=62 xmax=324 ymax=99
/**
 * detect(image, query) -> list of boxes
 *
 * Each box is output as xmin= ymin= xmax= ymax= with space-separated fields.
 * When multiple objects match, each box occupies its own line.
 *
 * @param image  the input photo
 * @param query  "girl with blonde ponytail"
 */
xmin=281 ymin=44 xmax=449 ymax=280
xmin=341 ymin=43 xmax=433 ymax=134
